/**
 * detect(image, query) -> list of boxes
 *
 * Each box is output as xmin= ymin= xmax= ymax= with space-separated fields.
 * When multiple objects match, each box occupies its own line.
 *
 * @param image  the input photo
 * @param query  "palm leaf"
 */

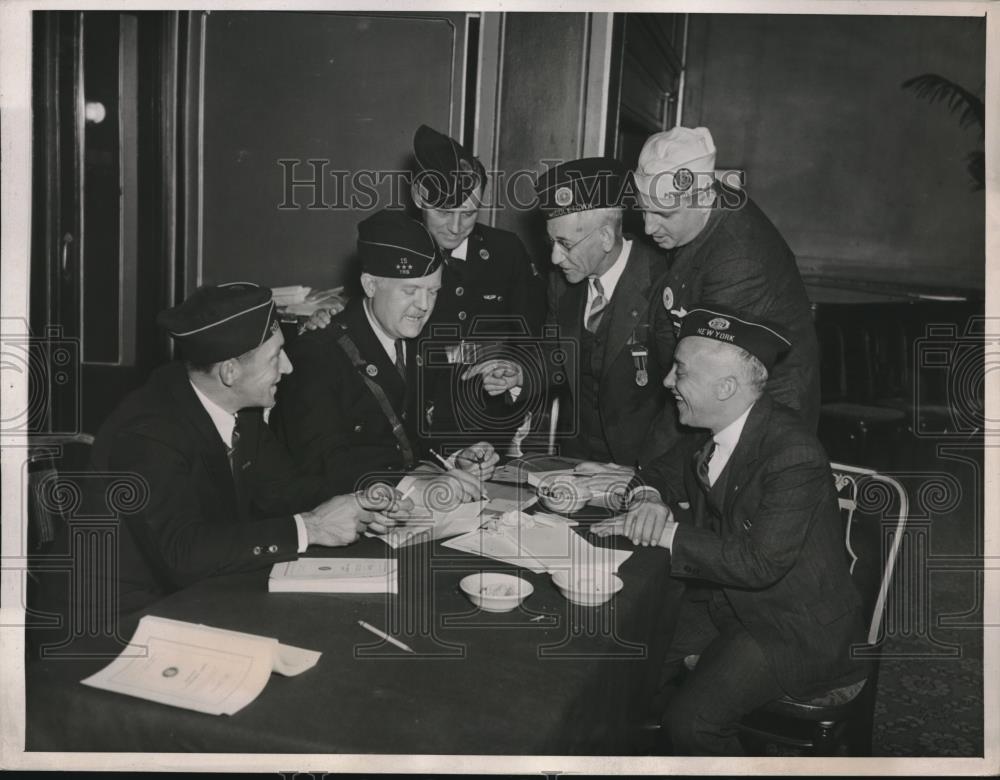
xmin=901 ymin=74 xmax=985 ymax=134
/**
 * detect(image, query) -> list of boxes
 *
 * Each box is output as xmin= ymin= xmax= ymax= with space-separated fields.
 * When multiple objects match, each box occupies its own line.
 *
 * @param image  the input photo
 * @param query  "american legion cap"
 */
xmin=678 ymin=305 xmax=791 ymax=371
xmin=634 ymin=126 xmax=716 ymax=207
xmin=357 ymin=209 xmax=444 ymax=278
xmin=157 ymin=281 xmax=280 ymax=364
xmin=534 ymin=156 xmax=632 ymax=220
xmin=412 ymin=124 xmax=487 ymax=210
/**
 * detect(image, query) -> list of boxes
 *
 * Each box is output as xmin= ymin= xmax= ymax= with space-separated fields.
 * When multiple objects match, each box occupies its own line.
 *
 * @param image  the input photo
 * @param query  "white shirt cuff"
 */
xmin=294 ymin=513 xmax=308 ymax=553
xmin=627 ymin=484 xmax=661 ymax=504
xmin=658 ymin=522 xmax=679 ymax=549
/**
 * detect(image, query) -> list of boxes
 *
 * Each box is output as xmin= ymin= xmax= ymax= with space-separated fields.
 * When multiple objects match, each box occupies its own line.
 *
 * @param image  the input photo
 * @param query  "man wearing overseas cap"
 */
xmin=90 ymin=282 xmax=406 ymax=614
xmin=271 ymin=209 xmax=498 ymax=501
xmin=463 ymin=156 xmax=675 ymax=467
xmin=306 ymin=125 xmax=547 ymax=452
xmin=634 ymin=126 xmax=820 ymax=431
xmin=592 ymin=306 xmax=865 ymax=756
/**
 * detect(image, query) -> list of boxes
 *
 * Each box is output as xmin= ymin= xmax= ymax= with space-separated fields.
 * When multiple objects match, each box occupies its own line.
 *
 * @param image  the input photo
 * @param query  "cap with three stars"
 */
xmin=534 ymin=157 xmax=632 ymax=220
xmin=634 ymin=126 xmax=716 ymax=207
xmin=157 ymin=281 xmax=280 ymax=364
xmin=677 ymin=305 xmax=791 ymax=371
xmin=412 ymin=124 xmax=487 ymax=209
xmin=357 ymin=209 xmax=444 ymax=278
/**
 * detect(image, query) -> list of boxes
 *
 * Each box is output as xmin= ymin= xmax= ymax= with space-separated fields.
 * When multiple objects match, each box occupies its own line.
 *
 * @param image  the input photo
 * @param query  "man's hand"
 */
xmin=454 ymin=441 xmax=499 ymax=481
xmin=357 ymin=482 xmax=416 ymax=534
xmin=299 ymin=307 xmax=335 ymax=333
xmin=590 ymin=494 xmax=674 ymax=547
xmin=300 ymin=492 xmax=374 ymax=547
xmin=460 ymin=359 xmax=523 ymax=396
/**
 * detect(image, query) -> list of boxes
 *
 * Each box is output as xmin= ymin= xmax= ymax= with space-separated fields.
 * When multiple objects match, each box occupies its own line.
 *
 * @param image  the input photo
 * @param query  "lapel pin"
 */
xmin=479 ymin=248 xmax=489 ymax=260
xmin=366 ymin=364 xmax=378 ymax=377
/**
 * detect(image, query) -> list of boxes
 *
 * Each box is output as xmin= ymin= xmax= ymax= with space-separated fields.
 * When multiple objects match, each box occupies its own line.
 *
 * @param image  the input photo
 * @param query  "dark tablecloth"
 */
xmin=26 ymin=500 xmax=682 ymax=754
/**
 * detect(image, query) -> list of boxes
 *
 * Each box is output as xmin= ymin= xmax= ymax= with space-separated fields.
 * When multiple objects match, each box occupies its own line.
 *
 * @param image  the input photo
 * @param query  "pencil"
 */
xmin=357 ymin=620 xmax=415 ymax=653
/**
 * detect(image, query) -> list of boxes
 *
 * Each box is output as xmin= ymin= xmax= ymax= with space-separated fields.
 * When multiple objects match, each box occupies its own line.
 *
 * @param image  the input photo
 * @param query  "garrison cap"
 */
xmin=412 ymin=124 xmax=486 ymax=209
xmin=534 ymin=157 xmax=632 ymax=219
xmin=678 ymin=305 xmax=791 ymax=371
xmin=157 ymin=282 xmax=280 ymax=364
xmin=635 ymin=126 xmax=717 ymax=208
xmin=357 ymin=209 xmax=443 ymax=278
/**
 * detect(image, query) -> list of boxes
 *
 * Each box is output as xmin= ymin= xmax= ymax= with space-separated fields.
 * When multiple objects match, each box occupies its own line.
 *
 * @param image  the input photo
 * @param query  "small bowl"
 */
xmin=551 ymin=567 xmax=624 ymax=606
xmin=459 ymin=572 xmax=534 ymax=613
xmin=537 ymin=477 xmax=594 ymax=514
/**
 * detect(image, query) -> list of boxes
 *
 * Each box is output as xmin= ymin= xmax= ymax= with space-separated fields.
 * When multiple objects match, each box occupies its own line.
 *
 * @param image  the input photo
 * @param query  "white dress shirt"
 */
xmin=189 ymin=380 xmax=309 ymax=552
xmin=656 ymin=402 xmax=755 ymax=549
xmin=450 ymin=237 xmax=469 ymax=261
xmin=363 ymin=298 xmax=403 ymax=366
xmin=584 ymin=239 xmax=632 ymax=323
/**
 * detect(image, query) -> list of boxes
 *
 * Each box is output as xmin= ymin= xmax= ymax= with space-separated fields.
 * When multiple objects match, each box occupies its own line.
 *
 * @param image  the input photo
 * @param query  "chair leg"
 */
xmin=813 ymin=720 xmax=839 ymax=755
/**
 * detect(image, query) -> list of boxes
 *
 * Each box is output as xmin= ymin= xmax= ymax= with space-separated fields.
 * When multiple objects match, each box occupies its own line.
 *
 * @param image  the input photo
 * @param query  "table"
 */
xmin=25 ymin=478 xmax=683 ymax=754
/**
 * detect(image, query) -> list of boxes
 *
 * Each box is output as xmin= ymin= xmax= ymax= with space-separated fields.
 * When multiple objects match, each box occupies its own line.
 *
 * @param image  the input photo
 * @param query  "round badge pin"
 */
xmin=555 ymin=186 xmax=573 ymax=207
xmin=662 ymin=286 xmax=675 ymax=311
xmin=673 ymin=168 xmax=694 ymax=192
xmin=366 ymin=364 xmax=378 ymax=377
xmin=636 ymin=370 xmax=649 ymax=387
xmin=479 ymin=248 xmax=489 ymax=260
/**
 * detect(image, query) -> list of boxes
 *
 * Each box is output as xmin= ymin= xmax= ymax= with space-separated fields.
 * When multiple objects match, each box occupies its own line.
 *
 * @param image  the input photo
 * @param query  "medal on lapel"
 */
xmin=630 ymin=343 xmax=649 ymax=387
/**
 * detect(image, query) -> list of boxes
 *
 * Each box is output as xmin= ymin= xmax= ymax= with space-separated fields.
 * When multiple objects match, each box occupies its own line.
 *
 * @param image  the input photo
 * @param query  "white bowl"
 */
xmin=551 ymin=567 xmax=624 ymax=606
xmin=536 ymin=477 xmax=594 ymax=514
xmin=459 ymin=572 xmax=534 ymax=613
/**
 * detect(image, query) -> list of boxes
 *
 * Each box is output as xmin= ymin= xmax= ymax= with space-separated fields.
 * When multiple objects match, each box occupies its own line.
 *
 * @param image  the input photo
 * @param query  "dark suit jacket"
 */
xmin=270 ymin=298 xmax=422 ymax=492
xmin=641 ymin=395 xmax=866 ymax=696
xmin=90 ymin=362 xmax=329 ymax=614
xmin=545 ymin=238 xmax=672 ymax=466
xmin=653 ymin=189 xmax=821 ymax=430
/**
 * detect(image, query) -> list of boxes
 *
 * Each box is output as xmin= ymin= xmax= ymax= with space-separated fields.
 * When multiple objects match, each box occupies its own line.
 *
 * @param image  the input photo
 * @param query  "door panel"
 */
xmin=200 ymin=11 xmax=468 ymax=290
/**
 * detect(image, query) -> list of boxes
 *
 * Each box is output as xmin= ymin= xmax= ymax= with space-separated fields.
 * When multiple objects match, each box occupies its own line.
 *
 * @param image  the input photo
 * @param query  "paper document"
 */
xmin=269 ymin=557 xmax=398 ymax=593
xmin=442 ymin=523 xmax=631 ymax=574
xmin=81 ymin=616 xmax=320 ymax=715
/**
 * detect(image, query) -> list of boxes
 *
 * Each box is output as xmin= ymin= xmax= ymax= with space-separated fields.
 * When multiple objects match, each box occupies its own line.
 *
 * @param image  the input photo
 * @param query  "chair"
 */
xmin=735 ymin=462 xmax=909 ymax=756
xmin=24 ymin=434 xmax=95 ymax=652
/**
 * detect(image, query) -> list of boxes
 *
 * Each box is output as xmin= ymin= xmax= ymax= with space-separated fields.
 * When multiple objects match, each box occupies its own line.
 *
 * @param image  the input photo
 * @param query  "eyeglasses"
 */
xmin=545 ymin=227 xmax=600 ymax=256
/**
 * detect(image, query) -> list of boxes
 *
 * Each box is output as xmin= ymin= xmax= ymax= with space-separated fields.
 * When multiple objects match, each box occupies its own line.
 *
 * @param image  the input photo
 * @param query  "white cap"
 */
xmin=634 ymin=126 xmax=717 ymax=207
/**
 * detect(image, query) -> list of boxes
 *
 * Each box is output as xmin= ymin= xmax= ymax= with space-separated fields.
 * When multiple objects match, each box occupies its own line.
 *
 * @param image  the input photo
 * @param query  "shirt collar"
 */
xmin=589 ymin=238 xmax=631 ymax=300
xmin=363 ymin=298 xmax=400 ymax=364
xmin=712 ymin=401 xmax=754 ymax=463
xmin=189 ymin=380 xmax=237 ymax=447
xmin=449 ymin=237 xmax=469 ymax=261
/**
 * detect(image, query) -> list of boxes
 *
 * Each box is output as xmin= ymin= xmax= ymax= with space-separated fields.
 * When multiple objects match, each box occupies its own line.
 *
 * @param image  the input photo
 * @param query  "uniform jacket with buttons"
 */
xmin=90 ymin=362 xmax=329 ymax=615
xmin=428 ymin=222 xmax=546 ymax=340
xmin=270 ymin=298 xmax=422 ymax=491
xmin=420 ymin=222 xmax=547 ymax=445
xmin=640 ymin=395 xmax=866 ymax=696
xmin=543 ymin=238 xmax=673 ymax=467
xmin=653 ymin=189 xmax=821 ymax=431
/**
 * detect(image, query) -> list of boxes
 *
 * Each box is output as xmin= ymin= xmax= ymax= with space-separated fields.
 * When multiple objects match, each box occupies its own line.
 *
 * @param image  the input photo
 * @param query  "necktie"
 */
xmin=227 ymin=415 xmax=241 ymax=475
xmin=394 ymin=339 xmax=406 ymax=379
xmin=695 ymin=438 xmax=717 ymax=489
xmin=585 ymin=278 xmax=607 ymax=333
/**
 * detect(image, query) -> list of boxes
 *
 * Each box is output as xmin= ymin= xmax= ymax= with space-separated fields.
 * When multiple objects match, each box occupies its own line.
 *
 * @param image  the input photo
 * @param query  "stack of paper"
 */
xmin=81 ymin=616 xmax=320 ymax=715
xmin=271 ymin=285 xmax=311 ymax=306
xmin=269 ymin=557 xmax=398 ymax=593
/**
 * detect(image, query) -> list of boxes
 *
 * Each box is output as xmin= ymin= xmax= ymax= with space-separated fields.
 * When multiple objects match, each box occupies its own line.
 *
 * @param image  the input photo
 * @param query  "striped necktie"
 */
xmin=695 ymin=438 xmax=717 ymax=490
xmin=227 ymin=415 xmax=241 ymax=477
xmin=585 ymin=278 xmax=607 ymax=333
